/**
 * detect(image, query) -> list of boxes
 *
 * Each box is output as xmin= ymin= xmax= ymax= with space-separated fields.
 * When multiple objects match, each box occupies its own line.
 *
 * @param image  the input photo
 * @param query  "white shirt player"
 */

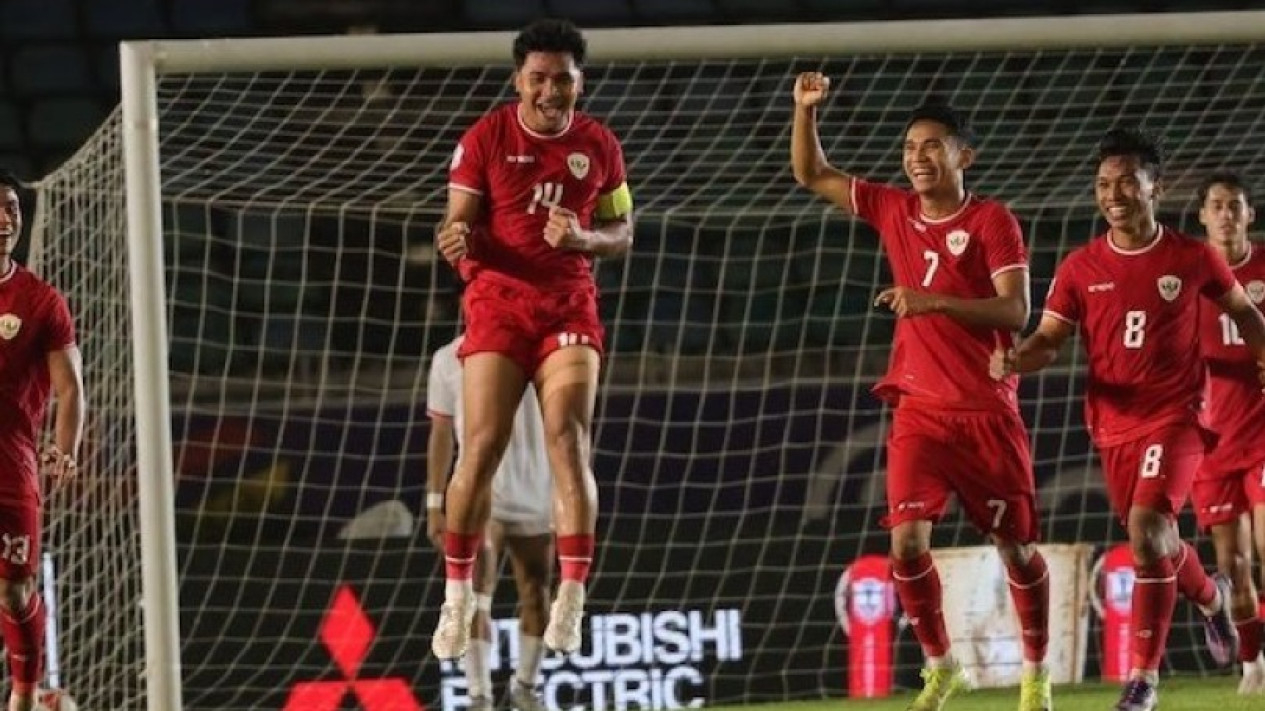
xmin=427 ymin=336 xmax=553 ymax=526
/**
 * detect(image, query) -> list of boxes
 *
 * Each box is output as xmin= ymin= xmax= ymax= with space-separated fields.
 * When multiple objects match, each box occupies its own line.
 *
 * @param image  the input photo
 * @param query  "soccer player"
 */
xmin=0 ymin=170 xmax=85 ymax=711
xmin=791 ymin=73 xmax=1053 ymax=711
xmin=1190 ymin=173 xmax=1265 ymax=693
xmin=427 ymin=335 xmax=552 ymax=711
xmin=994 ymin=129 xmax=1265 ymax=711
xmin=431 ymin=18 xmax=633 ymax=660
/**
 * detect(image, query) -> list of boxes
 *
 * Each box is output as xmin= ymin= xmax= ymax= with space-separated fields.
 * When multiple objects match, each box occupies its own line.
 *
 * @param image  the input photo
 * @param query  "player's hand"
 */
xmin=544 ymin=205 xmax=586 ymax=250
xmin=435 ymin=221 xmax=469 ymax=265
xmin=990 ymin=347 xmax=1018 ymax=380
xmin=426 ymin=509 xmax=445 ymax=551
xmin=793 ymin=72 xmax=830 ymax=108
xmin=874 ymin=286 xmax=940 ymax=318
xmin=39 ymin=445 xmax=77 ymax=484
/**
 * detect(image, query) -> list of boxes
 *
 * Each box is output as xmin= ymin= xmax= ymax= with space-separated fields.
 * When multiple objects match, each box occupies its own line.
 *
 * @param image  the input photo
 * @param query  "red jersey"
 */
xmin=851 ymin=179 xmax=1028 ymax=412
xmin=1198 ymin=242 xmax=1265 ymax=471
xmin=1043 ymin=227 xmax=1236 ymax=448
xmin=0 ymin=265 xmax=75 ymax=505
xmin=448 ymin=102 xmax=628 ymax=290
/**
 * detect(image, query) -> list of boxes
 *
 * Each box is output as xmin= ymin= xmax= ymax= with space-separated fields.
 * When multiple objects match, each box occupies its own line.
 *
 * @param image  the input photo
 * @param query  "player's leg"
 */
xmin=884 ymin=408 xmax=966 ymax=710
xmin=433 ymin=349 xmax=530 ymax=659
xmin=465 ymin=525 xmax=501 ymax=711
xmin=1208 ymin=512 xmax=1264 ymax=693
xmin=0 ymin=504 xmax=43 ymax=711
xmin=534 ymin=345 xmax=600 ymax=653
xmin=503 ymin=526 xmax=553 ymax=711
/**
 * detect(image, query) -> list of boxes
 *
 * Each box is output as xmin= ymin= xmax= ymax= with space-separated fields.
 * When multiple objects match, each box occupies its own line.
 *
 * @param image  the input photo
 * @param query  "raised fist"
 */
xmin=793 ymin=72 xmax=830 ymax=108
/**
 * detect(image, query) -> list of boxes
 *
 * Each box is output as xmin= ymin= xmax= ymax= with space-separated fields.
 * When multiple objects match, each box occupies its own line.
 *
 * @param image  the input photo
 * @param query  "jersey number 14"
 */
xmin=528 ymin=182 xmax=564 ymax=214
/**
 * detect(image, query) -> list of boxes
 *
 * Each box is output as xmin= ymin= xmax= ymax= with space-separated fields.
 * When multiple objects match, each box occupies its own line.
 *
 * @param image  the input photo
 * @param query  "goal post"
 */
xmin=32 ymin=10 xmax=1265 ymax=710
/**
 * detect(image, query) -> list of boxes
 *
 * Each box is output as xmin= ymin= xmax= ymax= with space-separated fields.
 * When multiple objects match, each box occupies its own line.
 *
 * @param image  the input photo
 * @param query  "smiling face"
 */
xmin=902 ymin=119 xmax=972 ymax=199
xmin=1095 ymin=154 xmax=1160 ymax=238
xmin=514 ymin=51 xmax=583 ymax=135
xmin=0 ymin=186 xmax=19 ymax=259
xmin=1199 ymin=182 xmax=1254 ymax=256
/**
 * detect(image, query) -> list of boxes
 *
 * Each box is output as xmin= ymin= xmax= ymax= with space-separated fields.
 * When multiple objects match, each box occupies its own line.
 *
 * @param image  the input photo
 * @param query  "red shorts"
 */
xmin=1191 ymin=457 xmax=1265 ymax=530
xmin=1099 ymin=424 xmax=1206 ymax=524
xmin=459 ymin=274 xmax=605 ymax=377
xmin=0 ymin=502 xmax=40 ymax=579
xmin=883 ymin=406 xmax=1039 ymax=543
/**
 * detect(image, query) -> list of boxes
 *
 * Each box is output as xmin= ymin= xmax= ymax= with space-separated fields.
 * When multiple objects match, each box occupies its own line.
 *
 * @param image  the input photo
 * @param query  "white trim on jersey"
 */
xmin=1106 ymin=225 xmax=1167 ymax=256
xmin=989 ymin=263 xmax=1028 ymax=280
xmin=1043 ymin=309 xmax=1076 ymax=326
xmin=515 ymin=103 xmax=574 ymax=140
xmin=920 ymin=194 xmax=976 ymax=224
xmin=1229 ymin=242 xmax=1253 ymax=271
xmin=448 ymin=182 xmax=483 ymax=196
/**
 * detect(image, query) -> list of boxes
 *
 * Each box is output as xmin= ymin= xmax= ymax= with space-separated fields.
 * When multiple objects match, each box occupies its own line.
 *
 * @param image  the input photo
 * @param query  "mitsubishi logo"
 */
xmin=284 ymin=585 xmax=423 ymax=710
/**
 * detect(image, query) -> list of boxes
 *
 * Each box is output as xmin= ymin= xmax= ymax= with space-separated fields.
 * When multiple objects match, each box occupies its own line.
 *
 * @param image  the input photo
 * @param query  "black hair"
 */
xmin=1097 ymin=127 xmax=1165 ymax=180
xmin=1197 ymin=171 xmax=1253 ymax=206
xmin=0 ymin=170 xmax=19 ymax=192
xmin=512 ymin=19 xmax=587 ymax=68
xmin=905 ymin=100 xmax=975 ymax=147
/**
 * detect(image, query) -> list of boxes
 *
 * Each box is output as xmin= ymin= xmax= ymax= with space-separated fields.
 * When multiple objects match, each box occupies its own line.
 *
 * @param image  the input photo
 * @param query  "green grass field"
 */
xmin=707 ymin=677 xmax=1261 ymax=710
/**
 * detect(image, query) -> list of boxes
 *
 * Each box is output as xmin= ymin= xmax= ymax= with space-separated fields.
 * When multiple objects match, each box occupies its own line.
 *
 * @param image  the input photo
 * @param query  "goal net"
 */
xmin=30 ymin=15 xmax=1265 ymax=710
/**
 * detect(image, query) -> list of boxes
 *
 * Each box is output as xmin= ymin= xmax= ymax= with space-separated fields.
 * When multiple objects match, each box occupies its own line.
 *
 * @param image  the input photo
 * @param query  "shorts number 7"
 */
xmin=987 ymin=499 xmax=1007 ymax=530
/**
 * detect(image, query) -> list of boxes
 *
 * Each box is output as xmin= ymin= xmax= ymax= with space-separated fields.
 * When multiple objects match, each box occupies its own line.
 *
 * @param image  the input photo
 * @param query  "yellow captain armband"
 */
xmin=595 ymin=182 xmax=633 ymax=221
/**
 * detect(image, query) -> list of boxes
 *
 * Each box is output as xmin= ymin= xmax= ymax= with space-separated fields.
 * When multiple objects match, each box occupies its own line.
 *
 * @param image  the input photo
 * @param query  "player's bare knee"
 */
xmin=992 ymin=537 xmax=1034 ymax=568
xmin=0 ymin=577 xmax=34 ymax=613
xmin=889 ymin=523 xmax=931 ymax=561
xmin=1126 ymin=512 xmax=1172 ymax=564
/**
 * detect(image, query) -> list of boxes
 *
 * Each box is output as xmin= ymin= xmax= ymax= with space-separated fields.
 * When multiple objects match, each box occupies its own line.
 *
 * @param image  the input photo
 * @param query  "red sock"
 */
xmin=1259 ymin=592 xmax=1265 ymax=624
xmin=1172 ymin=542 xmax=1216 ymax=608
xmin=892 ymin=553 xmax=951 ymax=658
xmin=1237 ymin=617 xmax=1263 ymax=663
xmin=1131 ymin=559 xmax=1177 ymax=673
xmin=0 ymin=594 xmax=44 ymax=689
xmin=557 ymin=534 xmax=594 ymax=583
xmin=444 ymin=531 xmax=483 ymax=581
xmin=1005 ymin=550 xmax=1050 ymax=664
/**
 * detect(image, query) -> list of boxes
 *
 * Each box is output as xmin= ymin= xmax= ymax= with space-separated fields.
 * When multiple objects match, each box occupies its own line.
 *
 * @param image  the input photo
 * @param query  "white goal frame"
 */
xmin=117 ymin=11 xmax=1265 ymax=710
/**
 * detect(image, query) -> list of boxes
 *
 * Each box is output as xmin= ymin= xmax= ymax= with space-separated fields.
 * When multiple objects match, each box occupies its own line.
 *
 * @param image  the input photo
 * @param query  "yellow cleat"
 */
xmin=1018 ymin=668 xmax=1053 ymax=711
xmin=907 ymin=663 xmax=970 ymax=711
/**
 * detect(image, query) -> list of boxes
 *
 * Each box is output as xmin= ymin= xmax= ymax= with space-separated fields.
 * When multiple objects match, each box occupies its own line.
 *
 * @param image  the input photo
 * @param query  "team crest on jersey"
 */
xmin=0 ymin=313 xmax=20 ymax=340
xmin=1157 ymin=274 xmax=1182 ymax=302
xmin=1247 ymin=279 xmax=1265 ymax=304
xmin=945 ymin=229 xmax=970 ymax=256
xmin=566 ymin=152 xmax=590 ymax=180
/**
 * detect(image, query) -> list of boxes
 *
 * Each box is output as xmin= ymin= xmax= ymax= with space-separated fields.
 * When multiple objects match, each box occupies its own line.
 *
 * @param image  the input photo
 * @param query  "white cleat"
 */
xmin=544 ymin=580 xmax=586 ymax=653
xmin=1240 ymin=655 xmax=1265 ymax=695
xmin=430 ymin=586 xmax=476 ymax=659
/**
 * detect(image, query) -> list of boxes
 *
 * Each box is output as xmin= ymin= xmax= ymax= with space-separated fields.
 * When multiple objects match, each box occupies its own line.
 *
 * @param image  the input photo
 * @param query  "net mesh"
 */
xmin=31 ymin=41 xmax=1265 ymax=710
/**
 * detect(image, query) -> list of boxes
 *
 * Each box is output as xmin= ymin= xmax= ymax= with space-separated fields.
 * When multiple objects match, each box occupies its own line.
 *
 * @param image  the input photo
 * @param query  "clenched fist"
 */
xmin=544 ymin=205 xmax=586 ymax=250
xmin=990 ymin=348 xmax=1017 ymax=381
xmin=436 ymin=221 xmax=469 ymax=265
xmin=874 ymin=286 xmax=940 ymax=318
xmin=793 ymin=72 xmax=830 ymax=108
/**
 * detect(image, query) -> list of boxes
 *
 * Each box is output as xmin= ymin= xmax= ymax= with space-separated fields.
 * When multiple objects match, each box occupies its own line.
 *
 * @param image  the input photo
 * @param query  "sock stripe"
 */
xmin=1007 ymin=569 xmax=1050 ymax=590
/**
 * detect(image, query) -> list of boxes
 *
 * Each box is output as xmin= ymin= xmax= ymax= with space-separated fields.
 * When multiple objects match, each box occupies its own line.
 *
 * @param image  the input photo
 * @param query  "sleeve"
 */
xmin=1199 ymin=241 xmax=1237 ymax=300
xmin=982 ymin=205 xmax=1028 ymax=278
xmin=595 ymin=130 xmax=633 ymax=221
xmin=1041 ymin=257 xmax=1082 ymax=325
xmin=849 ymin=178 xmax=903 ymax=229
xmin=426 ymin=348 xmax=457 ymax=418
xmin=448 ymin=119 xmax=490 ymax=196
xmin=42 ymin=289 xmax=76 ymax=351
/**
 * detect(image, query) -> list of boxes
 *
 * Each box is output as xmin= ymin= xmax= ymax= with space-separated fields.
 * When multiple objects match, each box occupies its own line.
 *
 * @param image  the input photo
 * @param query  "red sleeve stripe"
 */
xmin=448 ymin=183 xmax=483 ymax=196
xmin=1042 ymin=309 xmax=1075 ymax=326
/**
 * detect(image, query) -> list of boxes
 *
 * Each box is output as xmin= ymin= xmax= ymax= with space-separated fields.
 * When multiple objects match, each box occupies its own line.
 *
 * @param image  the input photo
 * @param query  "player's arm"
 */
xmin=426 ymin=413 xmax=455 ymax=505
xmin=1215 ymin=283 xmax=1265 ymax=379
xmin=45 ymin=345 xmax=85 ymax=475
xmin=435 ymin=188 xmax=482 ymax=266
xmin=791 ymin=72 xmax=855 ymax=214
xmin=910 ymin=268 xmax=1030 ymax=330
xmin=545 ymin=182 xmax=634 ymax=259
xmin=997 ymin=314 xmax=1076 ymax=377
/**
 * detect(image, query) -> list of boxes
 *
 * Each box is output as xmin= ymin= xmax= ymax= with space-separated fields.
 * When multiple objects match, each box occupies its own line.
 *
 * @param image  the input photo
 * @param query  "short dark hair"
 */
xmin=512 ymin=19 xmax=587 ymax=68
xmin=1097 ymin=127 xmax=1165 ymax=180
xmin=1197 ymin=172 xmax=1253 ymax=206
xmin=905 ymin=101 xmax=975 ymax=147
xmin=0 ymin=169 xmax=19 ymax=192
